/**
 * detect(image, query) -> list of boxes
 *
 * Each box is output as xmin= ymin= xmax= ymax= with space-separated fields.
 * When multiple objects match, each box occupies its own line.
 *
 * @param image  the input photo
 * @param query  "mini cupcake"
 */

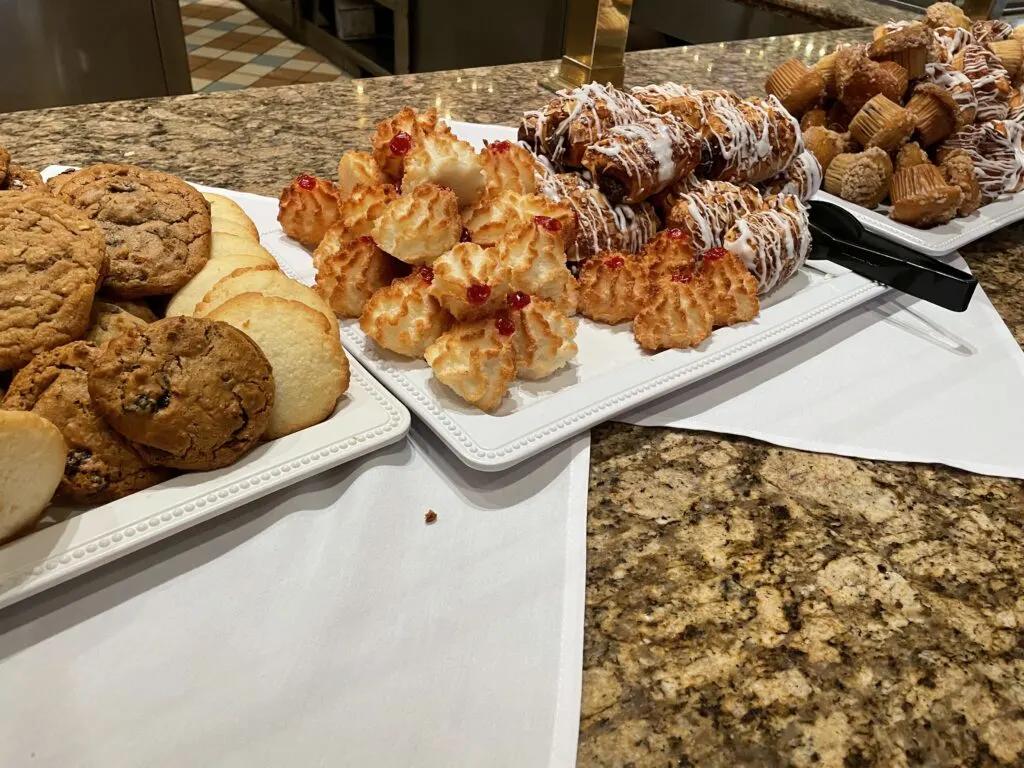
xmin=814 ymin=52 xmax=838 ymax=99
xmin=906 ymin=83 xmax=958 ymax=146
xmin=764 ymin=59 xmax=826 ymax=117
xmin=824 ymin=147 xmax=893 ymax=209
xmin=921 ymin=62 xmax=978 ymax=129
xmin=800 ymin=107 xmax=828 ymax=131
xmin=987 ymin=38 xmax=1024 ymax=80
xmin=889 ymin=164 xmax=962 ymax=227
xmin=877 ymin=61 xmax=910 ymax=103
xmin=849 ymin=94 xmax=916 ymax=152
xmin=940 ymin=151 xmax=983 ymax=216
xmin=896 ymin=142 xmax=931 ymax=172
xmin=925 ymin=2 xmax=971 ymax=31
xmin=869 ymin=22 xmax=932 ymax=79
xmin=802 ymin=126 xmax=845 ymax=172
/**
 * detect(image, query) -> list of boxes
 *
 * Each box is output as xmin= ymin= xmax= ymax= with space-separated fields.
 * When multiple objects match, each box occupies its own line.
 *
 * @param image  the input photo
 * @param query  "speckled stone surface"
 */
xmin=3 ymin=28 xmax=1024 ymax=768
xmin=749 ymin=0 xmax=920 ymax=27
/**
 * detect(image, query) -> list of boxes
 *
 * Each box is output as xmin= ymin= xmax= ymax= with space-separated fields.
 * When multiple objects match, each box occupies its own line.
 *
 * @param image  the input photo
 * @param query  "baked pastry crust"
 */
xmin=336 ymin=182 xmax=399 ymax=241
xmin=315 ymin=230 xmax=401 ymax=318
xmin=940 ymin=151 xmax=984 ymax=216
xmin=577 ymin=252 xmax=650 ymax=324
xmin=765 ymin=59 xmax=826 ymax=117
xmin=509 ymin=297 xmax=578 ymax=380
xmin=723 ymin=195 xmax=811 ymax=294
xmin=359 ymin=270 xmax=451 ymax=357
xmin=889 ymin=163 xmax=962 ymax=226
xmin=278 ymin=174 xmax=342 ymax=250
xmin=423 ymin=318 xmax=516 ymax=411
xmin=633 ymin=277 xmax=713 ymax=351
xmin=823 ymin=147 xmax=893 ymax=209
xmin=428 ymin=242 xmax=510 ymax=321
xmin=371 ymin=183 xmax=461 ymax=265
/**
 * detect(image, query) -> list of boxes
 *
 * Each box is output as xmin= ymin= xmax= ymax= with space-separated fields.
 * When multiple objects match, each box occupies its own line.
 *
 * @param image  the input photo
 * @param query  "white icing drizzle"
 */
xmin=932 ymin=26 xmax=974 ymax=63
xmin=724 ymin=196 xmax=810 ymax=294
xmin=585 ymin=113 xmax=696 ymax=198
xmin=941 ymin=121 xmax=1024 ymax=201
xmin=760 ymin=149 xmax=822 ymax=202
xmin=923 ymin=62 xmax=979 ymax=125
xmin=972 ymin=19 xmax=1014 ymax=44
xmin=1008 ymin=85 xmax=1024 ymax=124
xmin=667 ymin=180 xmax=764 ymax=252
xmin=701 ymin=93 xmax=801 ymax=183
xmin=958 ymin=45 xmax=1011 ymax=122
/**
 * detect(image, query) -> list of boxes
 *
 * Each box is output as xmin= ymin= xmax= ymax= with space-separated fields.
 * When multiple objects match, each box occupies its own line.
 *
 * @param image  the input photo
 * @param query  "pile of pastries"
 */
xmin=0 ymin=148 xmax=349 ymax=546
xmin=765 ymin=1 xmax=1024 ymax=227
xmin=284 ymin=93 xmax=813 ymax=411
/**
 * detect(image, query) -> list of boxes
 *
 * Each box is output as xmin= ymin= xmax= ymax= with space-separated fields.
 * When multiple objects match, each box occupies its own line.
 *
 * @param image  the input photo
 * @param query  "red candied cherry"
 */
xmin=466 ymin=284 xmax=492 ymax=305
xmin=703 ymin=247 xmax=728 ymax=262
xmin=389 ymin=131 xmax=413 ymax=155
xmin=666 ymin=228 xmax=688 ymax=241
xmin=534 ymin=215 xmax=562 ymax=233
xmin=296 ymin=174 xmax=317 ymax=190
xmin=506 ymin=291 xmax=531 ymax=310
xmin=670 ymin=271 xmax=693 ymax=283
xmin=495 ymin=315 xmax=516 ymax=336
xmin=460 ymin=227 xmax=472 ymax=243
xmin=489 ymin=140 xmax=513 ymax=154
xmin=603 ymin=255 xmax=625 ymax=270
xmin=418 ymin=266 xmax=434 ymax=284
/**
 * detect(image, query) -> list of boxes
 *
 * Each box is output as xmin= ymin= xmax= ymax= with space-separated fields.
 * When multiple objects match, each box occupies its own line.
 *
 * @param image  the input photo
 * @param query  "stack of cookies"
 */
xmin=0 ymin=154 xmax=350 ymax=546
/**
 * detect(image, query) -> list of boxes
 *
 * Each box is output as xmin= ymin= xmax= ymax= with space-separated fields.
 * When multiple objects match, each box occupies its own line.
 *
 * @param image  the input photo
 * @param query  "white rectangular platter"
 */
xmin=0 ymin=174 xmax=412 ymax=611
xmin=814 ymin=188 xmax=1024 ymax=258
xmin=260 ymin=122 xmax=892 ymax=471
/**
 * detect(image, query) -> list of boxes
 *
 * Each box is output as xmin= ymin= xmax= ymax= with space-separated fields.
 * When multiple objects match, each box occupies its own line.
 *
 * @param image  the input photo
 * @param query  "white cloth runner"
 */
xmin=0 ymin=426 xmax=590 ymax=768
xmin=621 ymin=255 xmax=1024 ymax=479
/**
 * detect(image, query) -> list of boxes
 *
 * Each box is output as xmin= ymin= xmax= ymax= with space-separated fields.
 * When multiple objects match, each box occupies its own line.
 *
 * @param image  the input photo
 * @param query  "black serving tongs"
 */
xmin=807 ymin=200 xmax=977 ymax=312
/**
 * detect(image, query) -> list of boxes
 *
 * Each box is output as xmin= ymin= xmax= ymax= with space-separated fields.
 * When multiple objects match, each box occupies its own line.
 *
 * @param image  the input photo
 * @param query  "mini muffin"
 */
xmin=802 ymin=126 xmax=847 ymax=173
xmin=895 ymin=142 xmax=931 ymax=172
xmin=868 ymin=21 xmax=932 ymax=78
xmin=835 ymin=45 xmax=902 ymax=114
xmin=877 ymin=61 xmax=910 ymax=102
xmin=814 ymin=51 xmax=839 ymax=99
xmin=849 ymin=95 xmax=916 ymax=152
xmin=800 ymin=107 xmax=829 ymax=131
xmin=906 ymin=83 xmax=959 ymax=146
xmin=826 ymin=101 xmax=854 ymax=132
xmin=824 ymin=147 xmax=893 ymax=208
xmin=925 ymin=2 xmax=970 ymax=31
xmin=764 ymin=59 xmax=826 ymax=117
xmin=889 ymin=164 xmax=962 ymax=227
xmin=987 ymin=38 xmax=1023 ymax=79
xmin=940 ymin=151 xmax=983 ymax=216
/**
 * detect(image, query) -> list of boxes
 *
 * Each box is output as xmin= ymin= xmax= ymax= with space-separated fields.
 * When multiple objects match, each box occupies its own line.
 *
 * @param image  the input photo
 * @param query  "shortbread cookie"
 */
xmin=0 ymin=410 xmax=66 ymax=543
xmin=85 ymin=301 xmax=149 ymax=346
xmin=0 ymin=192 xmax=107 ymax=369
xmin=166 ymin=256 xmax=276 ymax=317
xmin=207 ymin=294 xmax=350 ymax=439
xmin=2 ymin=342 xmax=170 ymax=502
xmin=193 ymin=268 xmax=339 ymax=336
xmin=202 ymin=192 xmax=259 ymax=240
xmin=212 ymin=217 xmax=259 ymax=242
xmin=88 ymin=317 xmax=274 ymax=470
xmin=56 ymin=164 xmax=212 ymax=298
xmin=209 ymin=232 xmax=276 ymax=265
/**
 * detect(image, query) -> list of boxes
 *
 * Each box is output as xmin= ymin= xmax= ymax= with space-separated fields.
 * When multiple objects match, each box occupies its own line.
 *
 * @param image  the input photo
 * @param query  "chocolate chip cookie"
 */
xmin=57 ymin=164 xmax=211 ymax=298
xmin=1 ymin=342 xmax=171 ymax=502
xmin=0 ymin=192 xmax=107 ymax=370
xmin=88 ymin=316 xmax=275 ymax=471
xmin=85 ymin=301 xmax=149 ymax=347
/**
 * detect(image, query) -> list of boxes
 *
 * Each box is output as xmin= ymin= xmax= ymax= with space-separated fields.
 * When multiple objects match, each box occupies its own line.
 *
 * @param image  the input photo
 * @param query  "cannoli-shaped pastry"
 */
xmin=537 ymin=172 xmax=660 ymax=264
xmin=519 ymin=82 xmax=647 ymax=169
xmin=630 ymin=83 xmax=709 ymax=130
xmin=723 ymin=194 xmax=810 ymax=295
xmin=698 ymin=93 xmax=802 ymax=184
xmin=937 ymin=120 xmax=1024 ymax=203
xmin=664 ymin=180 xmax=765 ymax=252
xmin=581 ymin=112 xmax=702 ymax=204
xmin=758 ymin=149 xmax=823 ymax=202
xmin=953 ymin=44 xmax=1013 ymax=122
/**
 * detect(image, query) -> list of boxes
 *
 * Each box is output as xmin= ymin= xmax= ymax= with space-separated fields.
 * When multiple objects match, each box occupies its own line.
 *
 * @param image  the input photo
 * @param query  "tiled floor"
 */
xmin=180 ymin=0 xmax=350 ymax=92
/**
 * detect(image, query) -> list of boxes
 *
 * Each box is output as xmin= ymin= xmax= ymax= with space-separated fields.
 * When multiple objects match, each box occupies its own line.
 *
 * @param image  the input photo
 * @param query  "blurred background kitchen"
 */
xmin=1 ymin=0 xmax=1020 ymax=113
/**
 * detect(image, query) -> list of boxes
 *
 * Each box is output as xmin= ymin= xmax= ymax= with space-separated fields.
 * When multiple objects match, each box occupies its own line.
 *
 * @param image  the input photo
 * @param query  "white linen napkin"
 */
xmin=0 ymin=426 xmax=590 ymax=768
xmin=620 ymin=255 xmax=1024 ymax=479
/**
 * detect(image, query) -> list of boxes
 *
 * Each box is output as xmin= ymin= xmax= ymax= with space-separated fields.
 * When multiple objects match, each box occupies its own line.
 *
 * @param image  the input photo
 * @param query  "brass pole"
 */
xmin=543 ymin=0 xmax=634 ymax=92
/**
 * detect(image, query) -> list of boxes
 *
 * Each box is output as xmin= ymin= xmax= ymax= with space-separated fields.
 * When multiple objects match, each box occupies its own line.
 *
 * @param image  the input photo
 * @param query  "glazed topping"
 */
xmin=703 ymin=247 xmax=727 ymax=262
xmin=418 ymin=265 xmax=434 ymax=284
xmin=296 ymin=175 xmax=317 ymax=190
xmin=466 ymin=284 xmax=492 ymax=305
xmin=460 ymin=227 xmax=472 ymax=242
xmin=389 ymin=131 xmax=413 ymax=155
xmin=534 ymin=215 xmax=562 ymax=232
xmin=495 ymin=315 xmax=516 ymax=336
xmin=506 ymin=291 xmax=531 ymax=310
xmin=490 ymin=140 xmax=513 ymax=154
xmin=603 ymin=255 xmax=625 ymax=269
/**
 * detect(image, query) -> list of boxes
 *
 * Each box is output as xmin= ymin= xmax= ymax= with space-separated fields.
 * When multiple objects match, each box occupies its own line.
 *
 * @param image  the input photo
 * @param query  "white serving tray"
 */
xmin=814 ymin=188 xmax=1024 ymax=258
xmin=0 ymin=173 xmax=412 ymax=611
xmin=259 ymin=122 xmax=892 ymax=471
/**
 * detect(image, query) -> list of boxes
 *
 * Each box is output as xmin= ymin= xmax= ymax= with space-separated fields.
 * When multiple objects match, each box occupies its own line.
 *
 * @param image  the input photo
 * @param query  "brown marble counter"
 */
xmin=3 ymin=27 xmax=1024 ymax=768
xmin=748 ymin=0 xmax=919 ymax=28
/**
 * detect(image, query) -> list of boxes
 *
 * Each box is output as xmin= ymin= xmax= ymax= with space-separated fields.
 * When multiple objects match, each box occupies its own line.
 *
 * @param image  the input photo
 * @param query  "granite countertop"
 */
xmin=748 ymin=0 xmax=920 ymax=28
xmin=3 ymin=27 xmax=1024 ymax=768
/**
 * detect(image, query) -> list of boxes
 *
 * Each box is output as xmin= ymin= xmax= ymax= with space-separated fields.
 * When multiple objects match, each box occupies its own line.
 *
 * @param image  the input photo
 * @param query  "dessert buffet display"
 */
xmin=0 ymin=146 xmax=399 ymax=559
xmin=282 ymin=86 xmax=818 ymax=413
xmin=764 ymin=1 xmax=1024 ymax=229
